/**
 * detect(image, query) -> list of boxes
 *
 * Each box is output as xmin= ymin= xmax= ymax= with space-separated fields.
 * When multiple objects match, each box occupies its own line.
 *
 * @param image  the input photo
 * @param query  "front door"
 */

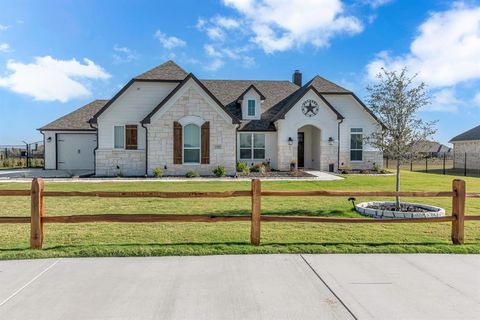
xmin=297 ymin=132 xmax=304 ymax=168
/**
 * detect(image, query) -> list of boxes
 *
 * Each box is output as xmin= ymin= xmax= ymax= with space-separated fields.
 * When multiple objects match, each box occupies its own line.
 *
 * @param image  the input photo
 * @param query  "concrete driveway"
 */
xmin=0 ymin=254 xmax=479 ymax=319
xmin=0 ymin=168 xmax=93 ymax=179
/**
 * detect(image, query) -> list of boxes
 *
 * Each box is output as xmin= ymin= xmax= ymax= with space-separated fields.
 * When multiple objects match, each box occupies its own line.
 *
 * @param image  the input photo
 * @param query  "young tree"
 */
xmin=367 ymin=68 xmax=437 ymax=209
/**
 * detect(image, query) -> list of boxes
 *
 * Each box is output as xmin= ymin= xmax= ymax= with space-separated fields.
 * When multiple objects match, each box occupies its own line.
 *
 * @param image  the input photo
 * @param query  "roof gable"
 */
xmin=134 ymin=60 xmax=188 ymax=81
xmin=38 ymin=100 xmax=108 ymax=131
xmin=450 ymin=124 xmax=480 ymax=142
xmin=142 ymin=73 xmax=240 ymax=124
xmin=237 ymin=84 xmax=266 ymax=101
xmin=310 ymin=75 xmax=351 ymax=93
xmin=272 ymin=84 xmax=344 ymax=121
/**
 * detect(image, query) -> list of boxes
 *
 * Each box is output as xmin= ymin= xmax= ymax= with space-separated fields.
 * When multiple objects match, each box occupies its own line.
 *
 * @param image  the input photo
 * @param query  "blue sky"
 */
xmin=0 ymin=0 xmax=479 ymax=145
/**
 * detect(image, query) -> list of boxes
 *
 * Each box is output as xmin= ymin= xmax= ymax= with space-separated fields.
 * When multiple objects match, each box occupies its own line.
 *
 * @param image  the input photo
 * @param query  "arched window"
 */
xmin=183 ymin=123 xmax=200 ymax=163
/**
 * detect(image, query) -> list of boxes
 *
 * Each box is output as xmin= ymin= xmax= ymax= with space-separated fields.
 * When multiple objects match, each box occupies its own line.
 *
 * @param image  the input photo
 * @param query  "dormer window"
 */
xmin=247 ymin=100 xmax=256 ymax=117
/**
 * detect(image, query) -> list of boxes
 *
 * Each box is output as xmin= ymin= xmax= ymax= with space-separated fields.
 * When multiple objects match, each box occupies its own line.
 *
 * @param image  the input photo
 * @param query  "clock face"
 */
xmin=301 ymin=99 xmax=319 ymax=117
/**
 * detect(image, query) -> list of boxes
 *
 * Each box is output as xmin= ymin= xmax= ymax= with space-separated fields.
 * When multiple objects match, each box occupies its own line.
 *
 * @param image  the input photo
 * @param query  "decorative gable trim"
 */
xmin=237 ymin=84 xmax=266 ymax=101
xmin=142 ymin=73 xmax=240 ymax=124
xmin=273 ymin=85 xmax=344 ymax=121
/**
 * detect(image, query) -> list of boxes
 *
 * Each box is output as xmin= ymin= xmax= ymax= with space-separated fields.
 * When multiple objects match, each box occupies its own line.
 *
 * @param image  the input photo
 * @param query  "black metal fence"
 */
xmin=0 ymin=141 xmax=44 ymax=169
xmin=384 ymin=152 xmax=480 ymax=177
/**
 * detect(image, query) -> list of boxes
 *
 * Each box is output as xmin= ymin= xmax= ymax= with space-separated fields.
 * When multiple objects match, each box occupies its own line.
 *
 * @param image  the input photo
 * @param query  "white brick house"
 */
xmin=39 ymin=61 xmax=384 ymax=176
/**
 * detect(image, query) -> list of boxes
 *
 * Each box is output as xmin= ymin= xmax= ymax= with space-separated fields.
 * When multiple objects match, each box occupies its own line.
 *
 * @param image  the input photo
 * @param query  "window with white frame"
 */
xmin=183 ymin=123 xmax=200 ymax=163
xmin=247 ymin=100 xmax=256 ymax=117
xmin=114 ymin=126 xmax=124 ymax=149
xmin=350 ymin=128 xmax=363 ymax=161
xmin=240 ymin=133 xmax=265 ymax=160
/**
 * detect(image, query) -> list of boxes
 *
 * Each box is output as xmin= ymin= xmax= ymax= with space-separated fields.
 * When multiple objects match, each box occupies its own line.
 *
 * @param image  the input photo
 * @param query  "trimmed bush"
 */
xmin=236 ymin=161 xmax=250 ymax=174
xmin=212 ymin=165 xmax=226 ymax=177
xmin=153 ymin=167 xmax=163 ymax=178
xmin=185 ymin=170 xmax=200 ymax=178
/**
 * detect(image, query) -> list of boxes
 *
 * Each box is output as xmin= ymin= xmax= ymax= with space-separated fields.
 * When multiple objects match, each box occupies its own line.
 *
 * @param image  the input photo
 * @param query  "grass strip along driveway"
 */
xmin=0 ymin=171 xmax=479 ymax=259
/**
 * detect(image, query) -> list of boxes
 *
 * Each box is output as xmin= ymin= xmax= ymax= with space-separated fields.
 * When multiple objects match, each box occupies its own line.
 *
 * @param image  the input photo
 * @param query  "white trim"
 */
xmin=182 ymin=123 xmax=201 ymax=165
xmin=350 ymin=127 xmax=363 ymax=162
xmin=112 ymin=123 xmax=139 ymax=150
xmin=239 ymin=132 xmax=266 ymax=161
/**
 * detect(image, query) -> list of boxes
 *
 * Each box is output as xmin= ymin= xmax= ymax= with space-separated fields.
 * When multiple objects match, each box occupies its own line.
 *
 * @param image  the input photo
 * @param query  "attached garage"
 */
xmin=56 ymin=133 xmax=96 ymax=170
xmin=38 ymin=100 xmax=108 ymax=172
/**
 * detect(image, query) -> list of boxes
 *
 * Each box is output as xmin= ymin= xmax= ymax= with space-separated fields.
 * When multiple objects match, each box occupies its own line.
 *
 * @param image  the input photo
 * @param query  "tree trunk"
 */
xmin=395 ymin=158 xmax=401 ymax=209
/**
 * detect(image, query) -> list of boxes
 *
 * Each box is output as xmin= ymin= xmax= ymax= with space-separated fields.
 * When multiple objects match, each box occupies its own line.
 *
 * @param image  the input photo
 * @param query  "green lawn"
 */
xmin=0 ymin=171 xmax=479 ymax=259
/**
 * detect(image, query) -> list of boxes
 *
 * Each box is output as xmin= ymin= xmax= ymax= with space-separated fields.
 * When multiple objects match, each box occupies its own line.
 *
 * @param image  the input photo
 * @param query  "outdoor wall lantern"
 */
xmin=288 ymin=137 xmax=293 ymax=145
xmin=46 ymin=137 xmax=52 ymax=143
xmin=328 ymin=137 xmax=334 ymax=145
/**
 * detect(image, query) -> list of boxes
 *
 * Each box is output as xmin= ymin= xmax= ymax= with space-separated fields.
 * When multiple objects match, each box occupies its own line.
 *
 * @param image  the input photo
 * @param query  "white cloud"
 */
xmin=0 ymin=24 xmax=9 ymax=31
xmin=0 ymin=56 xmax=110 ymax=102
xmin=366 ymin=3 xmax=480 ymax=87
xmin=474 ymin=92 xmax=480 ymax=106
xmin=361 ymin=0 xmax=393 ymax=9
xmin=221 ymin=0 xmax=363 ymax=53
xmin=0 ymin=43 xmax=10 ymax=52
xmin=427 ymin=88 xmax=462 ymax=112
xmin=154 ymin=30 xmax=186 ymax=49
xmin=112 ymin=45 xmax=139 ymax=63
xmin=203 ymin=44 xmax=255 ymax=71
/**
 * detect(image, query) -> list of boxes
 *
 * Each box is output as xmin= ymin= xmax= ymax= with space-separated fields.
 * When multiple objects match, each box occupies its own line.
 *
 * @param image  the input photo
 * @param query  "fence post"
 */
xmin=443 ymin=153 xmax=446 ymax=175
xmin=451 ymin=179 xmax=465 ymax=245
xmin=30 ymin=177 xmax=45 ymax=249
xmin=250 ymin=179 xmax=261 ymax=246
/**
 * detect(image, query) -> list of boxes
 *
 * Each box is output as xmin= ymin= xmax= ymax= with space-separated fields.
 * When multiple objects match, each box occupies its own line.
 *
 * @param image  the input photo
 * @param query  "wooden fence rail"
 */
xmin=0 ymin=178 xmax=479 ymax=249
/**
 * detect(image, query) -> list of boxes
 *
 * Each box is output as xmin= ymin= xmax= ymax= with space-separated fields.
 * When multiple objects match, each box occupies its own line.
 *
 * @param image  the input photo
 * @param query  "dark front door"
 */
xmin=297 ymin=132 xmax=304 ymax=168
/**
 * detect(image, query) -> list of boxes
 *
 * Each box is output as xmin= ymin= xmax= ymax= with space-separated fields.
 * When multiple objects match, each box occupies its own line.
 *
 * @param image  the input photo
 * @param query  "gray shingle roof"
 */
xmin=41 ymin=61 xmax=379 ymax=132
xmin=201 ymin=79 xmax=299 ymax=130
xmin=38 ymin=100 xmax=108 ymax=131
xmin=450 ymin=125 xmax=480 ymax=142
xmin=134 ymin=60 xmax=188 ymax=81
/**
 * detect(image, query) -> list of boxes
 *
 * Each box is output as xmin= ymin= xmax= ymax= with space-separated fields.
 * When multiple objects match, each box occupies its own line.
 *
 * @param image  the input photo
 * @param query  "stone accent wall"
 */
xmin=96 ymin=149 xmax=146 ymax=176
xmin=319 ymin=142 xmax=338 ymax=171
xmin=277 ymin=143 xmax=297 ymax=171
xmin=453 ymin=141 xmax=480 ymax=169
xmin=339 ymin=150 xmax=383 ymax=170
xmin=147 ymin=87 xmax=237 ymax=176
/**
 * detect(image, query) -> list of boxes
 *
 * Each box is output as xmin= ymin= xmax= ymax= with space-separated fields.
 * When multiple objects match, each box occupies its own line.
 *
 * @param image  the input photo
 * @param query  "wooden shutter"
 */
xmin=125 ymin=125 xmax=138 ymax=150
xmin=201 ymin=121 xmax=210 ymax=164
xmin=173 ymin=122 xmax=182 ymax=164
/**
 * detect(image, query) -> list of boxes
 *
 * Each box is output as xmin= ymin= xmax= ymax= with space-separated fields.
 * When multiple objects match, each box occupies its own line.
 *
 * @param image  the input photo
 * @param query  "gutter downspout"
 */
xmin=141 ymin=122 xmax=148 ymax=176
xmin=337 ymin=119 xmax=343 ymax=170
xmin=41 ymin=132 xmax=45 ymax=170
xmin=89 ymin=121 xmax=98 ymax=176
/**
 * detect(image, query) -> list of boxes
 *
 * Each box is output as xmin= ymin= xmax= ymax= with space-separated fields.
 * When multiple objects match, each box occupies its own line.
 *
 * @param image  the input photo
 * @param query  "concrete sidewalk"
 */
xmin=0 ymin=254 xmax=479 ymax=319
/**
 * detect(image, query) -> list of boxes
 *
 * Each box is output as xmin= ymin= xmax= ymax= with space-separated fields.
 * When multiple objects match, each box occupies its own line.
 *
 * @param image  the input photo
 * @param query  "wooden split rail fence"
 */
xmin=0 ymin=178 xmax=479 ymax=249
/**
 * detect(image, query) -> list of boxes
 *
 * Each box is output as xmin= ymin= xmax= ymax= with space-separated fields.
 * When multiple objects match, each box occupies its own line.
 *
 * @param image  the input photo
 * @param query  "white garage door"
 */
xmin=57 ymin=133 xmax=96 ymax=170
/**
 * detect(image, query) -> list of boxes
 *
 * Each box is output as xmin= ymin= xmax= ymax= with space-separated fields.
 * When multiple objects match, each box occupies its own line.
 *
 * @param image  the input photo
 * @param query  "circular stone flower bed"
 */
xmin=355 ymin=201 xmax=445 ymax=219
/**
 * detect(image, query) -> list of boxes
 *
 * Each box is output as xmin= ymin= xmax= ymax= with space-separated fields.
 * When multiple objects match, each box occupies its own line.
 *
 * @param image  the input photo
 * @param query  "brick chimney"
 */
xmin=292 ymin=70 xmax=302 ymax=87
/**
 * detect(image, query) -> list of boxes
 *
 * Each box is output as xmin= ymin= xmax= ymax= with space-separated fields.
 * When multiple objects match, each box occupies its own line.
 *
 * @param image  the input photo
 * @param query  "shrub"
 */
xmin=153 ymin=167 xmax=163 ymax=178
xmin=212 ymin=165 xmax=226 ymax=177
xmin=236 ymin=161 xmax=250 ymax=174
xmin=372 ymin=163 xmax=381 ymax=172
xmin=251 ymin=163 xmax=266 ymax=173
xmin=262 ymin=161 xmax=271 ymax=172
xmin=185 ymin=170 xmax=199 ymax=178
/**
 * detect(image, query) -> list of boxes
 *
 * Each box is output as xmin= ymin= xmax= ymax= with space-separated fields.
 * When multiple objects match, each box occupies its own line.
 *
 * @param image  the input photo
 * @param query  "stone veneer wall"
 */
xmin=339 ymin=150 xmax=383 ymax=170
xmin=147 ymin=87 xmax=237 ymax=176
xmin=452 ymin=141 xmax=480 ymax=169
xmin=96 ymin=149 xmax=146 ymax=176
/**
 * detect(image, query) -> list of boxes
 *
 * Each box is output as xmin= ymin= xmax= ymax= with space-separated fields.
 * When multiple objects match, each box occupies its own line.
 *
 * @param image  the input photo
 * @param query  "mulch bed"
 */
xmin=365 ymin=203 xmax=432 ymax=212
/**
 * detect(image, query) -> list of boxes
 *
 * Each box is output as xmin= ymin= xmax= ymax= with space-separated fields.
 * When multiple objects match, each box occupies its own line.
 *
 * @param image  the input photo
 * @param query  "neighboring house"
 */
xmin=449 ymin=124 xmax=480 ymax=170
xmin=413 ymin=140 xmax=452 ymax=157
xmin=38 ymin=61 xmax=384 ymax=176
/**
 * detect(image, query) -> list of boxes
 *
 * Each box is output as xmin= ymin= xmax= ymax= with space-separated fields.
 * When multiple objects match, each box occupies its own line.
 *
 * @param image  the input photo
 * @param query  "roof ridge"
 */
xmin=134 ymin=60 xmax=188 ymax=81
